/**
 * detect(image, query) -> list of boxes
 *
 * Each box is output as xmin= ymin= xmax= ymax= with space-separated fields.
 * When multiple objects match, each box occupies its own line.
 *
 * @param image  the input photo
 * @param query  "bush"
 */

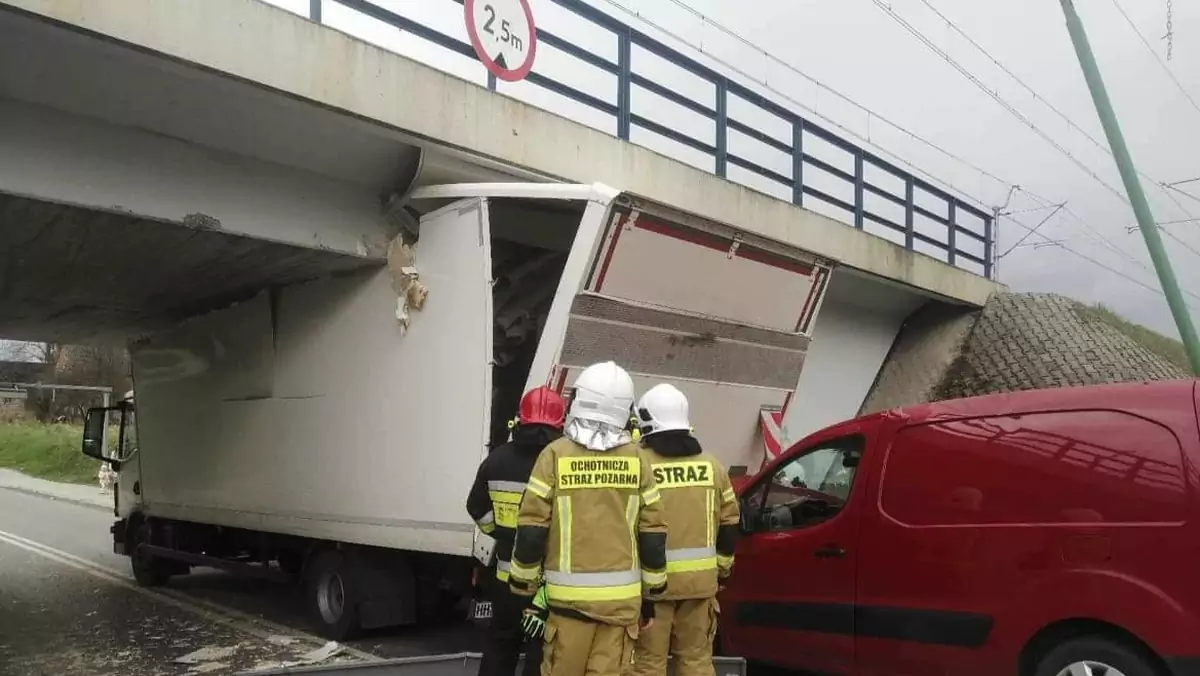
xmin=0 ymin=422 xmax=97 ymax=484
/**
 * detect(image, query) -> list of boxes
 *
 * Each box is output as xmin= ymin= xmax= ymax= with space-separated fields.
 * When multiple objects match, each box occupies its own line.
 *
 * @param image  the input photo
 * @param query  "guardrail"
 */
xmin=314 ymin=0 xmax=993 ymax=278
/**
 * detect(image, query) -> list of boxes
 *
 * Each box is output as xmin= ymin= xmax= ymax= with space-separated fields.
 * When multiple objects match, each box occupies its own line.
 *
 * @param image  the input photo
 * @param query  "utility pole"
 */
xmin=1058 ymin=0 xmax=1200 ymax=374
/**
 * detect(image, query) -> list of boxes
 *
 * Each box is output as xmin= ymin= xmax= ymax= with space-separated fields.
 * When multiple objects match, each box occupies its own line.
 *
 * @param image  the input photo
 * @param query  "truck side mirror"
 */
xmin=81 ymin=407 xmax=109 ymax=461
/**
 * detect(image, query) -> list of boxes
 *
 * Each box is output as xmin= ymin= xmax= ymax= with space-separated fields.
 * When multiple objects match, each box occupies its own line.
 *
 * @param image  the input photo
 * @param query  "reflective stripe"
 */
xmin=557 ymin=496 xmax=573 ymax=574
xmin=510 ymin=560 xmax=540 ymax=582
xmin=496 ymin=569 xmax=511 ymax=582
xmin=489 ymin=490 xmax=523 ymax=529
xmin=527 ymin=477 xmax=552 ymax=499
xmin=642 ymin=487 xmax=661 ymax=506
xmin=478 ymin=511 xmax=496 ymax=534
xmin=667 ymin=546 xmax=717 ymax=574
xmin=721 ymin=487 xmax=736 ymax=504
xmin=666 ymin=557 xmax=717 ymax=573
xmin=496 ymin=560 xmax=512 ymax=582
xmin=705 ymin=489 xmax=715 ymax=547
xmin=666 ymin=546 xmax=717 ymax=562
xmin=544 ymin=569 xmax=641 ymax=587
xmin=717 ymin=554 xmax=734 ymax=569
xmin=547 ymin=581 xmax=642 ymax=602
xmin=489 ymin=480 xmax=528 ymax=494
xmin=642 ymin=569 xmax=668 ymax=586
xmin=625 ymin=495 xmax=639 ymax=566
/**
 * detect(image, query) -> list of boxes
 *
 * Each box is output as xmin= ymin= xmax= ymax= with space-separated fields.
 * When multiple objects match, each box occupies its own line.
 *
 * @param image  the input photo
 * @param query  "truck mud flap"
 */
xmin=239 ymin=651 xmax=747 ymax=676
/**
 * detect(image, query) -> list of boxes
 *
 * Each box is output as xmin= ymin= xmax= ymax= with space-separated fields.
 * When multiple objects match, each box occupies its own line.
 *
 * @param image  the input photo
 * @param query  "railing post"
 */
xmin=983 ymin=211 xmax=994 ymax=279
xmin=792 ymin=119 xmax=804 ymax=206
xmin=309 ymin=0 xmax=321 ymax=22
xmin=488 ymin=73 xmax=497 ymax=91
xmin=715 ymin=78 xmax=728 ymax=178
xmin=904 ymin=178 xmax=915 ymax=250
xmin=853 ymin=151 xmax=864 ymax=228
xmin=947 ymin=201 xmax=958 ymax=266
xmin=617 ymin=28 xmax=632 ymax=139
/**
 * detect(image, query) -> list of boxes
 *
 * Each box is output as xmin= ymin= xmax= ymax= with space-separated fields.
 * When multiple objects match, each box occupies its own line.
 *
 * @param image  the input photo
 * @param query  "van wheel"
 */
xmin=305 ymin=549 xmax=362 ymax=641
xmin=1034 ymin=636 xmax=1161 ymax=676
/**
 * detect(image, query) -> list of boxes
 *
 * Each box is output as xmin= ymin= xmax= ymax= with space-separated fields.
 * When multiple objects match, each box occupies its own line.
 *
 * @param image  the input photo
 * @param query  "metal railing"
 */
xmin=314 ymin=0 xmax=994 ymax=278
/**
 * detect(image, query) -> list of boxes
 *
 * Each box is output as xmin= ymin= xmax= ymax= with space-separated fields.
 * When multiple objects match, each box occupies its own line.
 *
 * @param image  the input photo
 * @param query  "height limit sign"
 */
xmin=465 ymin=0 xmax=537 ymax=82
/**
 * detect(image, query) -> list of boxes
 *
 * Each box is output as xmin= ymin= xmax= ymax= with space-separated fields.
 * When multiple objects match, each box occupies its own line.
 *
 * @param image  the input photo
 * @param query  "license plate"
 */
xmin=471 ymin=600 xmax=493 ymax=620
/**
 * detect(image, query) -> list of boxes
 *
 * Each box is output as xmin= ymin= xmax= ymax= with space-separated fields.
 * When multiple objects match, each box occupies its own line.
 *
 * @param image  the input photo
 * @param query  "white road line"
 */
xmin=0 ymin=528 xmax=381 ymax=663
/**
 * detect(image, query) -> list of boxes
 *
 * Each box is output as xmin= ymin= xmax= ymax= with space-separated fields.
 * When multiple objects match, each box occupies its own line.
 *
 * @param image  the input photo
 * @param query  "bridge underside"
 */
xmin=0 ymin=193 xmax=379 ymax=344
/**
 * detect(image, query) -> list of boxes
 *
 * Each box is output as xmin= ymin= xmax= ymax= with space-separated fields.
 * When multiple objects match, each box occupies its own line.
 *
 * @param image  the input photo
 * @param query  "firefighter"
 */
xmin=509 ymin=361 xmax=669 ymax=676
xmin=629 ymin=384 xmax=740 ymax=676
xmin=467 ymin=386 xmax=568 ymax=676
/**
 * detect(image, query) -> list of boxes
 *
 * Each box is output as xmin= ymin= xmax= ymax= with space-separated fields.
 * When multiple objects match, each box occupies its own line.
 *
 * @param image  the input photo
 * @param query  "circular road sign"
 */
xmin=465 ymin=0 xmax=537 ymax=82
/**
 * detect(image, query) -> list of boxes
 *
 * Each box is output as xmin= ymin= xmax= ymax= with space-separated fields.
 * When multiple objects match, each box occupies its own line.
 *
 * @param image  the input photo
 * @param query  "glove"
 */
xmin=522 ymin=584 xmax=549 ymax=639
xmin=640 ymin=599 xmax=656 ymax=630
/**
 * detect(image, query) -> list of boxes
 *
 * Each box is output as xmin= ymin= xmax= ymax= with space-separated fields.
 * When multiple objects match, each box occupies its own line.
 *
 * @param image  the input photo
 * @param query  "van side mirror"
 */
xmin=81 ymin=407 xmax=109 ymax=461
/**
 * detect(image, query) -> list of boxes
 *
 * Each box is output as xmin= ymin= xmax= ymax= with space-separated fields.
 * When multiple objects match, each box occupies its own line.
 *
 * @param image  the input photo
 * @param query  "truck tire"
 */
xmin=305 ymin=549 xmax=363 ymax=641
xmin=1034 ymin=636 xmax=1162 ymax=676
xmin=128 ymin=520 xmax=171 ymax=587
xmin=131 ymin=545 xmax=171 ymax=587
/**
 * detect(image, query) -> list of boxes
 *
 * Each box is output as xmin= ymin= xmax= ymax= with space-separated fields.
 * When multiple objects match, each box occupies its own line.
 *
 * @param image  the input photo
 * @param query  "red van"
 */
xmin=718 ymin=379 xmax=1200 ymax=676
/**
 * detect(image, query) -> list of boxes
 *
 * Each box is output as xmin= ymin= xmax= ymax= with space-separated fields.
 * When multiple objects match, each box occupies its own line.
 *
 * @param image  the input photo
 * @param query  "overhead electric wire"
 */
xmin=870 ymin=0 xmax=1131 ymax=207
xmin=1106 ymin=0 xmax=1200 ymax=118
xmin=999 ymin=203 xmax=1065 ymax=258
xmin=604 ymin=0 xmax=1199 ymax=301
xmin=593 ymin=0 xmax=1013 ymax=209
xmin=873 ymin=0 xmax=1200 ymax=283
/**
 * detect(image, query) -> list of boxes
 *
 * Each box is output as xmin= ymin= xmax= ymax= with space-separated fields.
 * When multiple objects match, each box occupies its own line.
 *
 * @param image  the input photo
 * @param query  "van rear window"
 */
xmin=880 ymin=410 xmax=1187 ymax=526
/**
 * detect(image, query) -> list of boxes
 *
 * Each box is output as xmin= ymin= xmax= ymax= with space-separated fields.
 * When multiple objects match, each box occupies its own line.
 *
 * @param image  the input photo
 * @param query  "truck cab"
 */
xmin=719 ymin=378 xmax=1200 ymax=676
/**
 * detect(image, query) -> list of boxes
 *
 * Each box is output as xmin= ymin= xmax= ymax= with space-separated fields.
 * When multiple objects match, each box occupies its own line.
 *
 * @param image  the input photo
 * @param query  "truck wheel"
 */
xmin=1034 ymin=636 xmax=1161 ymax=676
xmin=305 ymin=549 xmax=363 ymax=641
xmin=129 ymin=521 xmax=170 ymax=587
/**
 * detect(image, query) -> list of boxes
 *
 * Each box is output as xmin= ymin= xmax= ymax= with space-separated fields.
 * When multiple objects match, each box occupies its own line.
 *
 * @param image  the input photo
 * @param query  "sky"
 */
xmin=251 ymin=0 xmax=1200 ymax=338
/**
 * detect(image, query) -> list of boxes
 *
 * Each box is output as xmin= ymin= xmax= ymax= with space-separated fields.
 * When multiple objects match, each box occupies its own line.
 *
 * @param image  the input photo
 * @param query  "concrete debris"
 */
xmin=265 ymin=635 xmax=299 ymax=646
xmin=187 ymin=662 xmax=229 ymax=674
xmin=299 ymin=641 xmax=345 ymax=663
xmin=387 ymin=238 xmax=428 ymax=335
xmin=247 ymin=641 xmax=346 ymax=671
xmin=173 ymin=644 xmax=238 ymax=664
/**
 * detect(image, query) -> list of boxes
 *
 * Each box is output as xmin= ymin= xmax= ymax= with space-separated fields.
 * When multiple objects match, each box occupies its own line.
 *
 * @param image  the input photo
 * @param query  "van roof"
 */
xmin=893 ymin=378 xmax=1197 ymax=426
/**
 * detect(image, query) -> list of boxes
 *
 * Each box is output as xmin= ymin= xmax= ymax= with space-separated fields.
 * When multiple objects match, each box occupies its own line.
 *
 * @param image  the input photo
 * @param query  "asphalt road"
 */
xmin=0 ymin=487 xmax=483 ymax=676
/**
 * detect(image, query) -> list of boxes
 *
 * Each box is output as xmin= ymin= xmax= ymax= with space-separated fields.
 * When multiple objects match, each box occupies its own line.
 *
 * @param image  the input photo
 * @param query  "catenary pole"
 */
xmin=1059 ymin=0 xmax=1200 ymax=374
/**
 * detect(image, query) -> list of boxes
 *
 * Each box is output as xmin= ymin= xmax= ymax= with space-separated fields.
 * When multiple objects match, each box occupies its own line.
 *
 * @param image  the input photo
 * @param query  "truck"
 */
xmin=81 ymin=182 xmax=833 ymax=640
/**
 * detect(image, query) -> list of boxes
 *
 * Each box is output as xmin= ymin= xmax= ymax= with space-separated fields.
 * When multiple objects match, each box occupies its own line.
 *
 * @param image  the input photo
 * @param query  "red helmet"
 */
xmin=518 ymin=386 xmax=566 ymax=429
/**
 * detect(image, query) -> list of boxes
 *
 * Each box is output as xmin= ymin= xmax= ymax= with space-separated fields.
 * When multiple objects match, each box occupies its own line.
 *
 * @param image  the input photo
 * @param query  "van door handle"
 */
xmin=814 ymin=545 xmax=846 ymax=559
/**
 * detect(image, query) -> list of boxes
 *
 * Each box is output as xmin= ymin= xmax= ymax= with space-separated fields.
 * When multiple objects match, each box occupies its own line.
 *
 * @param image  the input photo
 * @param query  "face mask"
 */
xmin=564 ymin=417 xmax=631 ymax=451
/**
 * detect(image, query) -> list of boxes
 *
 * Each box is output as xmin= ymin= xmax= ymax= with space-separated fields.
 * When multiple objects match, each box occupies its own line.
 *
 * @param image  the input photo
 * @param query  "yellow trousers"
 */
xmin=541 ymin=612 xmax=638 ymax=676
xmin=628 ymin=598 xmax=718 ymax=676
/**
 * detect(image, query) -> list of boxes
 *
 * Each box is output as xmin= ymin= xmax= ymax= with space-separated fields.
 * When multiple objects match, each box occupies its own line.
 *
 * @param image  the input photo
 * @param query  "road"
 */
xmin=0 ymin=487 xmax=483 ymax=675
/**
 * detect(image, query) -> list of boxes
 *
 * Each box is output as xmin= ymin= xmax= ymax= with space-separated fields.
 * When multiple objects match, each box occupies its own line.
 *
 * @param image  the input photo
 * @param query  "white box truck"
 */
xmin=81 ymin=182 xmax=832 ymax=639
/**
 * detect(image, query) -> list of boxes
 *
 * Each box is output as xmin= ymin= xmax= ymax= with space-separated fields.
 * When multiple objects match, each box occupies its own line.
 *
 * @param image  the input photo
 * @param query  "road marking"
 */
xmin=0 ymin=528 xmax=381 ymax=663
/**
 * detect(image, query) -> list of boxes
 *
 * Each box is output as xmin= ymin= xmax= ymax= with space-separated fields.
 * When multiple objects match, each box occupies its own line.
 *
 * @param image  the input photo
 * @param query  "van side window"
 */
xmin=881 ymin=411 xmax=1187 ymax=526
xmin=744 ymin=435 xmax=865 ymax=532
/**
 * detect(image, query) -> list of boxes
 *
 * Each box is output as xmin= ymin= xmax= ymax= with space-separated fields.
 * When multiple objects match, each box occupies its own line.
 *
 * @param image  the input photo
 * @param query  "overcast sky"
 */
xmin=251 ymin=0 xmax=1200 ymax=337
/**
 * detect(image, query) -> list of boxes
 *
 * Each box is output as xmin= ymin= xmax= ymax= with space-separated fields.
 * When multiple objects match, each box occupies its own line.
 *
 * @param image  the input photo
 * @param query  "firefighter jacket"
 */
xmin=466 ymin=426 xmax=561 ymax=582
xmin=508 ymin=436 xmax=668 ymax=626
xmin=640 ymin=431 xmax=740 ymax=600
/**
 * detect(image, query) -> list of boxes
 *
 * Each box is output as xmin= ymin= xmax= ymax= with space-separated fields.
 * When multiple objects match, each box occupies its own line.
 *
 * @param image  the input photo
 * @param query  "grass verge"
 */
xmin=1075 ymin=302 xmax=1190 ymax=373
xmin=0 ymin=422 xmax=96 ymax=484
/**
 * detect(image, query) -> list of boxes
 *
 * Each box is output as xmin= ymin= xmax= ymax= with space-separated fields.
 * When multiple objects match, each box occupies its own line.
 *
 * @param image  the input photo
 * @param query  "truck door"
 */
xmin=721 ymin=427 xmax=870 ymax=675
xmin=407 ymin=198 xmax=494 ymax=544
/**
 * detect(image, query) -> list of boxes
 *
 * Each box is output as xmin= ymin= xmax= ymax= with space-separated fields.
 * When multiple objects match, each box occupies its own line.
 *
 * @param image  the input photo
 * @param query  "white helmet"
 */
xmin=635 ymin=383 xmax=690 ymax=437
xmin=569 ymin=361 xmax=635 ymax=429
